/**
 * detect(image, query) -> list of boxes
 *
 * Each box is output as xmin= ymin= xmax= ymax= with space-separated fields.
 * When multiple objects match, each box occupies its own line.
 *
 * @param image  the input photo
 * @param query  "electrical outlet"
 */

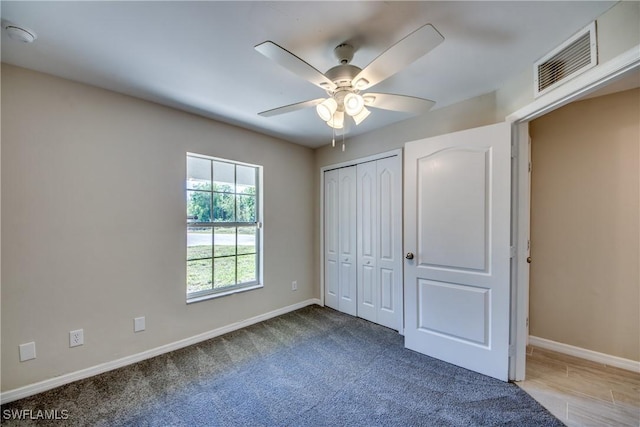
xmin=291 ymin=280 xmax=297 ymax=291
xmin=134 ymin=316 xmax=145 ymax=332
xmin=69 ymin=329 xmax=84 ymax=348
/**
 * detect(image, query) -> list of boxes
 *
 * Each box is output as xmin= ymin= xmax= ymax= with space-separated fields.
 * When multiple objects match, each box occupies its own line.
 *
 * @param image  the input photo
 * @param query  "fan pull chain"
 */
xmin=342 ymin=131 xmax=345 ymax=152
xmin=332 ymin=125 xmax=335 ymax=148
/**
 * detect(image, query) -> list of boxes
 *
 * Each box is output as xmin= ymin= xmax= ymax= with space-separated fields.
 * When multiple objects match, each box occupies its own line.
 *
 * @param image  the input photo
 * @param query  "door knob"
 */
xmin=527 ymin=256 xmax=532 ymax=264
xmin=405 ymin=252 xmax=414 ymax=260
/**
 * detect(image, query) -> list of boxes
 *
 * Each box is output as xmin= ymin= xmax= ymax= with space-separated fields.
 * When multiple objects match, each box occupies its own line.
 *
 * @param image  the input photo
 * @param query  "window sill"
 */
xmin=186 ymin=283 xmax=263 ymax=304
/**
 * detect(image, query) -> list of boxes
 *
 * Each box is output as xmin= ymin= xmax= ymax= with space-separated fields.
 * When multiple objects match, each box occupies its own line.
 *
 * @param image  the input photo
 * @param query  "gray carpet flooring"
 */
xmin=1 ymin=305 xmax=563 ymax=426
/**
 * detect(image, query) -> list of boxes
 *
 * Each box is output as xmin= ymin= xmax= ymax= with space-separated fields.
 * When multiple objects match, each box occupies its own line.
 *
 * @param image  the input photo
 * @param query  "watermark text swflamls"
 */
xmin=2 ymin=409 xmax=70 ymax=421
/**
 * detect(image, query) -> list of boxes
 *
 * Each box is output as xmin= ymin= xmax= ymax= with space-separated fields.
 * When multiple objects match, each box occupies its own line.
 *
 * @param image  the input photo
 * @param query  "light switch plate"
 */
xmin=134 ymin=316 xmax=145 ymax=332
xmin=19 ymin=342 xmax=36 ymax=362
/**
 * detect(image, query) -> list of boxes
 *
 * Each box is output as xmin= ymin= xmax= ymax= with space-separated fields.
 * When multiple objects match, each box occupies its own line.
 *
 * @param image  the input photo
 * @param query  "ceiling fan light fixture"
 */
xmin=326 ymin=110 xmax=344 ymax=129
xmin=344 ymin=93 xmax=364 ymax=116
xmin=316 ymin=98 xmax=338 ymax=121
xmin=352 ymin=106 xmax=371 ymax=125
xmin=255 ymin=23 xmax=445 ymax=147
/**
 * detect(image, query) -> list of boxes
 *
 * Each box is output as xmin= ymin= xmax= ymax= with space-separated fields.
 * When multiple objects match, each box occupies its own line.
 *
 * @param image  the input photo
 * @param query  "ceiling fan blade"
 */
xmin=353 ymin=24 xmax=444 ymax=90
xmin=255 ymin=41 xmax=337 ymax=90
xmin=258 ymin=98 xmax=325 ymax=117
xmin=364 ymin=93 xmax=435 ymax=114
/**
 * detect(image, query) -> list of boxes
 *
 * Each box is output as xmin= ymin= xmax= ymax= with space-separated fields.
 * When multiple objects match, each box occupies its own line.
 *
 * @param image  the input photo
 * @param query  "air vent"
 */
xmin=534 ymin=22 xmax=597 ymax=97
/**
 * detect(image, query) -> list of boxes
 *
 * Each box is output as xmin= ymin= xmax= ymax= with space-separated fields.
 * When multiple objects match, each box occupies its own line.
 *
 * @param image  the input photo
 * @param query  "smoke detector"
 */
xmin=2 ymin=21 xmax=37 ymax=43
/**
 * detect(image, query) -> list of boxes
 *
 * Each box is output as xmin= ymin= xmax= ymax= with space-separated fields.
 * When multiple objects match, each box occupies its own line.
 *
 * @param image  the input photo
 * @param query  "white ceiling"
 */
xmin=1 ymin=1 xmax=616 ymax=148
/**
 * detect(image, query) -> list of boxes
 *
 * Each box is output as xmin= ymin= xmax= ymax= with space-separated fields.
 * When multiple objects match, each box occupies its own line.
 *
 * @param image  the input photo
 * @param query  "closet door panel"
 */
xmin=376 ymin=156 xmax=403 ymax=330
xmin=357 ymin=162 xmax=377 ymax=322
xmin=338 ymin=166 xmax=357 ymax=316
xmin=324 ymin=169 xmax=339 ymax=310
xmin=380 ymin=268 xmax=395 ymax=311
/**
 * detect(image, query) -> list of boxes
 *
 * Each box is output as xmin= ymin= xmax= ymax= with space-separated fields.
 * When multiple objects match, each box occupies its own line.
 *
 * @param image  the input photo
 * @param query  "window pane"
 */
xmin=237 ymin=254 xmax=256 ymax=283
xmin=236 ymin=165 xmax=256 ymax=194
xmin=187 ymin=259 xmax=212 ymax=293
xmin=187 ymin=157 xmax=211 ymax=190
xmin=187 ymin=155 xmax=261 ymax=299
xmin=236 ymin=195 xmax=256 ymax=222
xmin=214 ymin=257 xmax=236 ymax=288
xmin=214 ymin=227 xmax=236 ymax=257
xmin=213 ymin=192 xmax=235 ymax=222
xmin=187 ymin=191 xmax=211 ymax=222
xmin=237 ymin=226 xmax=256 ymax=255
xmin=213 ymin=161 xmax=235 ymax=193
xmin=187 ymin=227 xmax=212 ymax=260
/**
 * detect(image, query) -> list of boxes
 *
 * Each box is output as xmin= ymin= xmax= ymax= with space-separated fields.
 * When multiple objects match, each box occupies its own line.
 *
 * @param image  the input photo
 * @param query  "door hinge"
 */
xmin=510 ymin=246 xmax=517 ymax=258
xmin=509 ymin=344 xmax=516 ymax=357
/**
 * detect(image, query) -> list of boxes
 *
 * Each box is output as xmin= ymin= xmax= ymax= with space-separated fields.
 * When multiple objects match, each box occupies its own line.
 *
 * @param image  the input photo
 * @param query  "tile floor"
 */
xmin=517 ymin=346 xmax=640 ymax=426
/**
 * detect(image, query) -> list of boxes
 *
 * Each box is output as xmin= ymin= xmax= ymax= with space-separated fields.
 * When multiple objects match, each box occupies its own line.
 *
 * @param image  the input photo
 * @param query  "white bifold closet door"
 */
xmin=356 ymin=157 xmax=402 ymax=331
xmin=324 ymin=155 xmax=402 ymax=332
xmin=324 ymin=166 xmax=357 ymax=316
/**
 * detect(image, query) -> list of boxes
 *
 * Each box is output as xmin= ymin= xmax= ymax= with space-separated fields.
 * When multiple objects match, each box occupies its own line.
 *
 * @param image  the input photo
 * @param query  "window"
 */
xmin=186 ymin=154 xmax=262 ymax=302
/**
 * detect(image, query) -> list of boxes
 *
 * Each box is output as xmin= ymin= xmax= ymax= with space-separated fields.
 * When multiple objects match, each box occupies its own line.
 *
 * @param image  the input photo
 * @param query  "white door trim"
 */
xmin=319 ymin=149 xmax=402 ymax=309
xmin=507 ymin=44 xmax=640 ymax=381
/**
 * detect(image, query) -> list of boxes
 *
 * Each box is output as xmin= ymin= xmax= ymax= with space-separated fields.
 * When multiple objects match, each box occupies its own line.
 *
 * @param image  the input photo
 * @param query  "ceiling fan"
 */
xmin=255 ymin=23 xmax=444 ymax=143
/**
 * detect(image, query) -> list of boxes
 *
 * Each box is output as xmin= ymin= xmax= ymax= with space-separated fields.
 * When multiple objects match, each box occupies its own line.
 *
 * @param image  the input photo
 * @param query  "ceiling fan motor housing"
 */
xmin=325 ymin=64 xmax=361 ymax=90
xmin=334 ymin=43 xmax=355 ymax=64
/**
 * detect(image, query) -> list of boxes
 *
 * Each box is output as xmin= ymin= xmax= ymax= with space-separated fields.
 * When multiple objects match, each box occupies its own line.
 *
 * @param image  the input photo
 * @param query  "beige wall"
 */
xmin=529 ymin=88 xmax=640 ymax=361
xmin=1 ymin=64 xmax=317 ymax=391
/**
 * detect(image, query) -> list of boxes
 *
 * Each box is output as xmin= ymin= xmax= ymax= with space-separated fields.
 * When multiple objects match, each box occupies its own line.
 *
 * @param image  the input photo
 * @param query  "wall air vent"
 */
xmin=534 ymin=22 xmax=597 ymax=98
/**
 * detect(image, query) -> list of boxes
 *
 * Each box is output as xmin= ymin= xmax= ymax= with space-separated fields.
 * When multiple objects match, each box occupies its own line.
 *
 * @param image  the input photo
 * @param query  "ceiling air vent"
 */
xmin=534 ymin=22 xmax=597 ymax=97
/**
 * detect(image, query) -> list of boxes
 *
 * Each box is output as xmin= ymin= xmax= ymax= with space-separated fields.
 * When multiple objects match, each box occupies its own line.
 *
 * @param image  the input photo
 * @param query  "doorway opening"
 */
xmin=509 ymin=47 xmax=639 ymax=381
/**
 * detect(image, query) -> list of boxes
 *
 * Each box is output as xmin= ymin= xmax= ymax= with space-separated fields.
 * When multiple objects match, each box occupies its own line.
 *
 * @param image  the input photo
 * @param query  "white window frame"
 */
xmin=186 ymin=153 xmax=263 ymax=303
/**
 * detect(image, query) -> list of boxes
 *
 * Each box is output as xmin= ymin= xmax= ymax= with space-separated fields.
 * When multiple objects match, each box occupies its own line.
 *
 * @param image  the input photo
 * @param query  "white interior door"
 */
xmin=404 ymin=122 xmax=511 ymax=381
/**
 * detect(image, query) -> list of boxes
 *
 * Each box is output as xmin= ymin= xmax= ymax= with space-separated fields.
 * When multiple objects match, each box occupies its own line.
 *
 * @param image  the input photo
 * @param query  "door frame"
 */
xmin=319 ymin=149 xmax=403 ymax=313
xmin=507 ymin=45 xmax=640 ymax=380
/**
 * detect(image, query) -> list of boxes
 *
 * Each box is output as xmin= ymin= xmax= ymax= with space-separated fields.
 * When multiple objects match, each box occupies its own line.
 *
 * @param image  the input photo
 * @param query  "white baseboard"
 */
xmin=529 ymin=336 xmax=640 ymax=373
xmin=1 ymin=298 xmax=321 ymax=405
